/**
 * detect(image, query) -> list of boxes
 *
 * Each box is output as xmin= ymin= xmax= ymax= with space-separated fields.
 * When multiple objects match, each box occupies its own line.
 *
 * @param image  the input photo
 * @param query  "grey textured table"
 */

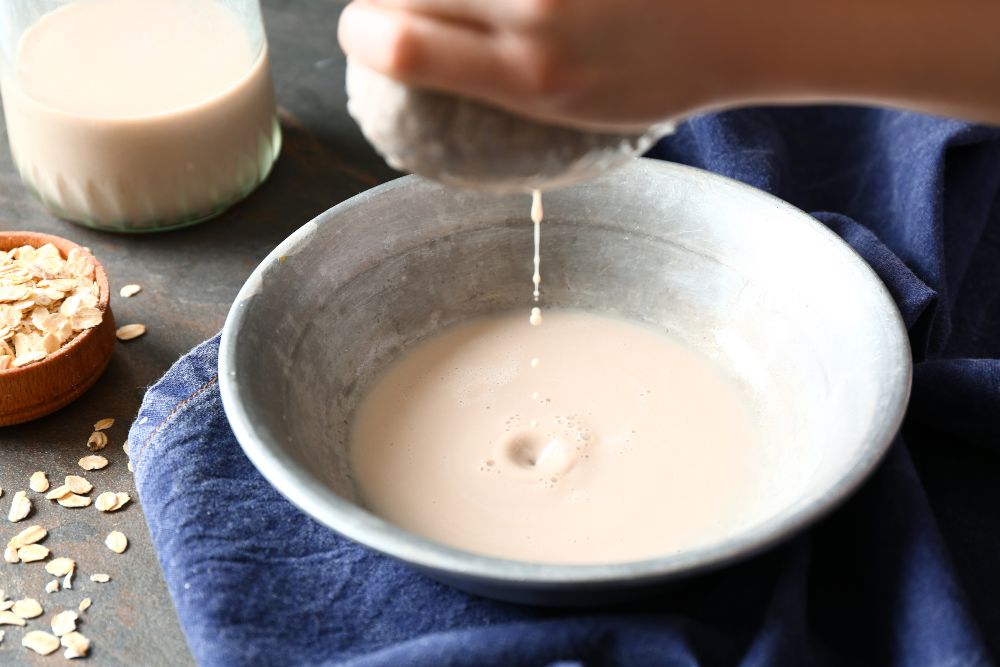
xmin=0 ymin=2 xmax=396 ymax=664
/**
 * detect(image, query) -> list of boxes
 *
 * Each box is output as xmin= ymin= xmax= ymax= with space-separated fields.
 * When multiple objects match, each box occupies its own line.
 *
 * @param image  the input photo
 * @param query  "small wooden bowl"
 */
xmin=0 ymin=231 xmax=116 ymax=426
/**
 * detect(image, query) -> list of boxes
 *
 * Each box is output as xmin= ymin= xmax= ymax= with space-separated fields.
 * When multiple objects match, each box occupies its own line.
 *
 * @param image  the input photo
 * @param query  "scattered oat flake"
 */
xmin=64 ymin=475 xmax=92 ymax=494
xmin=78 ymin=455 xmax=108 ymax=470
xmin=10 ymin=524 xmax=46 ymax=548
xmin=13 ymin=350 xmax=46 ymax=367
xmin=45 ymin=484 xmax=72 ymax=500
xmin=95 ymin=492 xmax=118 ymax=512
xmin=11 ymin=598 xmax=42 ymax=619
xmin=116 ymin=323 xmax=146 ymax=341
xmin=3 ymin=546 xmax=18 ymax=564
xmin=63 ymin=570 xmax=73 ymax=590
xmin=86 ymin=430 xmax=108 ymax=451
xmin=71 ymin=306 xmax=102 ymax=331
xmin=23 ymin=629 xmax=60 ymax=655
xmin=61 ymin=630 xmax=90 ymax=659
xmin=105 ymin=531 xmax=127 ymax=554
xmin=65 ymin=248 xmax=95 ymax=278
xmin=29 ymin=306 xmax=47 ymax=329
xmin=89 ymin=573 xmax=109 ymax=583
xmin=123 ymin=440 xmax=130 ymax=454
xmin=50 ymin=609 xmax=78 ymax=637
xmin=57 ymin=493 xmax=92 ymax=508
xmin=42 ymin=331 xmax=60 ymax=353
xmin=59 ymin=294 xmax=81 ymax=317
xmin=94 ymin=491 xmax=130 ymax=512
xmin=0 ymin=285 xmax=29 ymax=301
xmin=11 ymin=299 xmax=35 ymax=311
xmin=0 ymin=610 xmax=26 ymax=626
xmin=119 ymin=283 xmax=141 ymax=298
xmin=0 ymin=599 xmax=10 ymax=612
xmin=29 ymin=471 xmax=49 ymax=493
xmin=45 ymin=557 xmax=75 ymax=577
xmin=7 ymin=490 xmax=31 ymax=522
xmin=45 ymin=580 xmax=60 ymax=594
xmin=18 ymin=544 xmax=50 ymax=562
xmin=94 ymin=417 xmax=115 ymax=430
xmin=78 ymin=598 xmax=91 ymax=613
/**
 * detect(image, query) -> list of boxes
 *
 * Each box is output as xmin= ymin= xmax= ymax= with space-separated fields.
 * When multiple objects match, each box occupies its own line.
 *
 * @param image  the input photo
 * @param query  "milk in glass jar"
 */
xmin=0 ymin=0 xmax=281 ymax=231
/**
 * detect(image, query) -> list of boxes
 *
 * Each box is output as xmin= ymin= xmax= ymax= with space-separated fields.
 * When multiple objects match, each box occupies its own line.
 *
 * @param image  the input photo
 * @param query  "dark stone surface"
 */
xmin=0 ymin=2 xmax=396 ymax=664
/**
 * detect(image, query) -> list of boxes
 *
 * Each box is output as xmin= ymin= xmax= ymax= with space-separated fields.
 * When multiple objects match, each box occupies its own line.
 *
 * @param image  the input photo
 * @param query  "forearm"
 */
xmin=718 ymin=0 xmax=1000 ymax=124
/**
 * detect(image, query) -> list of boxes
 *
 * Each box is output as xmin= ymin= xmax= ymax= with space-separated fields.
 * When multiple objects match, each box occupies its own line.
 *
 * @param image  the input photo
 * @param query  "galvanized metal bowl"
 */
xmin=220 ymin=158 xmax=911 ymax=605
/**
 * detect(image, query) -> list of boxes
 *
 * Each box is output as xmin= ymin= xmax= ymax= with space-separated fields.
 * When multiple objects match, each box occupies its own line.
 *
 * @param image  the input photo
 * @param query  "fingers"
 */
xmin=366 ymin=0 xmax=505 ymax=26
xmin=338 ymin=1 xmax=516 ymax=100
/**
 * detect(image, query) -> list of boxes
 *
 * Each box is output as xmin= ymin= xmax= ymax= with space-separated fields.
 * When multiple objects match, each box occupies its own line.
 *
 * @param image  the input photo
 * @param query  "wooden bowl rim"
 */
xmin=0 ymin=230 xmax=112 ymax=377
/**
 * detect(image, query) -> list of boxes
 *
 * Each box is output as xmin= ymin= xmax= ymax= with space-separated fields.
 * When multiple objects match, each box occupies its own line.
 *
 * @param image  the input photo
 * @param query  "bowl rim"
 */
xmin=0 ymin=230 xmax=111 ymax=377
xmin=220 ymin=158 xmax=912 ymax=587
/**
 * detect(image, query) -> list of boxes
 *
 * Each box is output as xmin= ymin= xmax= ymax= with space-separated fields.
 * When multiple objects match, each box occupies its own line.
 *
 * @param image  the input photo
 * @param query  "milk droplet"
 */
xmin=529 ymin=307 xmax=542 ymax=327
xmin=531 ymin=189 xmax=544 ymax=225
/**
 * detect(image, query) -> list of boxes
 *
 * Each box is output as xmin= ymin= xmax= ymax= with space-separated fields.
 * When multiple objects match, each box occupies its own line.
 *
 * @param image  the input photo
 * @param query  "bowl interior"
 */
xmin=222 ymin=159 xmax=909 ymax=580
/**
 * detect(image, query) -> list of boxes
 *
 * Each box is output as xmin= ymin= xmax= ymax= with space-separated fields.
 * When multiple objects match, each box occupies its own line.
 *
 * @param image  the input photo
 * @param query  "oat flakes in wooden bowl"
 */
xmin=0 ymin=231 xmax=115 ymax=426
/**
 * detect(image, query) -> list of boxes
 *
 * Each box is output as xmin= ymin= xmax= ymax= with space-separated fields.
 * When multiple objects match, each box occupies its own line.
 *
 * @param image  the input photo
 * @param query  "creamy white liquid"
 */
xmin=350 ymin=310 xmax=761 ymax=564
xmin=1 ymin=0 xmax=280 ymax=229
xmin=531 ymin=189 xmax=543 ymax=302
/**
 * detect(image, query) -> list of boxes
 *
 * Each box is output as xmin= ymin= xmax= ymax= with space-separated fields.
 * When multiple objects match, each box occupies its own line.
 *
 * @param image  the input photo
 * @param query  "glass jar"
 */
xmin=0 ymin=0 xmax=281 ymax=232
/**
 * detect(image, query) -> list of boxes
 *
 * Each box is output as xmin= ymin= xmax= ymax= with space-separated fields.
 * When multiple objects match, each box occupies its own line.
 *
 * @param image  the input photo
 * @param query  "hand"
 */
xmin=338 ymin=0 xmax=1000 ymax=129
xmin=337 ymin=0 xmax=747 ymax=131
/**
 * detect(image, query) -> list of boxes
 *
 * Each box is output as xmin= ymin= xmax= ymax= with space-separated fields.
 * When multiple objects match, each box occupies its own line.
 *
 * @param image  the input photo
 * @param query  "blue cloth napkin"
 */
xmin=129 ymin=108 xmax=1000 ymax=667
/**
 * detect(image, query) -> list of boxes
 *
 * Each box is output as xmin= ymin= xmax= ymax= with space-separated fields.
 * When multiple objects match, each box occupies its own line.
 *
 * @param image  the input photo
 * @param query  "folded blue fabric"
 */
xmin=129 ymin=108 xmax=1000 ymax=667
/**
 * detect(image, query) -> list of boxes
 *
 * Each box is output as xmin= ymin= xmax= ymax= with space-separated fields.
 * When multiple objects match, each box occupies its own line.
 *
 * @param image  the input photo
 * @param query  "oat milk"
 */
xmin=1 ymin=0 xmax=280 ymax=229
xmin=350 ymin=310 xmax=760 ymax=564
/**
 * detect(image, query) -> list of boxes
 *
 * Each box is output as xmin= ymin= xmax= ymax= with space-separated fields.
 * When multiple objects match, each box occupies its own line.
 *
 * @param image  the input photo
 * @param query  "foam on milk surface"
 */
xmin=350 ymin=310 xmax=761 ymax=564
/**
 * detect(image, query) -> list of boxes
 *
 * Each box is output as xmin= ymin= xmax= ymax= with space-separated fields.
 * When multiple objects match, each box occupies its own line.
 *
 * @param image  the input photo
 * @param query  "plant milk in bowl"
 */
xmin=350 ymin=190 xmax=765 ymax=564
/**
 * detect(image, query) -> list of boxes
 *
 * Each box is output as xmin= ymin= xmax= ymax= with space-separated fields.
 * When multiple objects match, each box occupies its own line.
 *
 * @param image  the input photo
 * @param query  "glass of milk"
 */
xmin=0 ymin=0 xmax=281 ymax=232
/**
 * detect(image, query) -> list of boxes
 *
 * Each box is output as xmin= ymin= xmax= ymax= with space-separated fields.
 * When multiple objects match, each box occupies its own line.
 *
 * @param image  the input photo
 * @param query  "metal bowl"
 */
xmin=220 ymin=158 xmax=910 ymax=605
